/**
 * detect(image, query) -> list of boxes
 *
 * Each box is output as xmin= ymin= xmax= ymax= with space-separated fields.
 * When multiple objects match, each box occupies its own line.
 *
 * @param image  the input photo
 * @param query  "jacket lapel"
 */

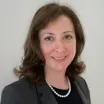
xmin=73 ymin=77 xmax=91 ymax=104
xmin=36 ymin=83 xmax=58 ymax=104
xmin=73 ymin=81 xmax=87 ymax=104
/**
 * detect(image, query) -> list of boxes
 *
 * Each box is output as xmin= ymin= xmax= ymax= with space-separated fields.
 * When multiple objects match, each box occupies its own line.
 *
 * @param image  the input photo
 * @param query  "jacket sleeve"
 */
xmin=1 ymin=85 xmax=24 ymax=104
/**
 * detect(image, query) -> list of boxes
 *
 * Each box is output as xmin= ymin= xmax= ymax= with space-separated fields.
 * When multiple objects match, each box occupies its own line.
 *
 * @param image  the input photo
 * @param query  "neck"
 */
xmin=45 ymin=67 xmax=69 ymax=89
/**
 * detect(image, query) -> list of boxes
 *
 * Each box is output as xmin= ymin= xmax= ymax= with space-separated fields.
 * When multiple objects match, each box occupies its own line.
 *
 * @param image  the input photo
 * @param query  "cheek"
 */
xmin=40 ymin=44 xmax=53 ymax=60
xmin=71 ymin=43 xmax=76 ymax=52
xmin=68 ymin=42 xmax=76 ymax=55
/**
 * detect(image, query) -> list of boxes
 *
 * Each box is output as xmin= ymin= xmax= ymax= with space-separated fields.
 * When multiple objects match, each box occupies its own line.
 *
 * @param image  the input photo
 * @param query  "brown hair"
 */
xmin=14 ymin=2 xmax=85 ymax=83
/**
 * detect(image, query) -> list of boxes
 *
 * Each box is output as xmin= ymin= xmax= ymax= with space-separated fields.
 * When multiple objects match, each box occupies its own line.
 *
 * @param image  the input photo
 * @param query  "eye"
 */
xmin=64 ymin=35 xmax=73 ymax=40
xmin=44 ymin=36 xmax=54 ymax=41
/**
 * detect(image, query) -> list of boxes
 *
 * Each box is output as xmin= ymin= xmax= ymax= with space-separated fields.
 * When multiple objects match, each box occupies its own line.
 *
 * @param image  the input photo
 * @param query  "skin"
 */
xmin=39 ymin=15 xmax=76 ymax=89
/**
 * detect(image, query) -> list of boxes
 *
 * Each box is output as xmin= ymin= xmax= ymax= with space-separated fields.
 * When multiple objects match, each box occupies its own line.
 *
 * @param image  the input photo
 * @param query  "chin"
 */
xmin=53 ymin=65 xmax=67 ymax=72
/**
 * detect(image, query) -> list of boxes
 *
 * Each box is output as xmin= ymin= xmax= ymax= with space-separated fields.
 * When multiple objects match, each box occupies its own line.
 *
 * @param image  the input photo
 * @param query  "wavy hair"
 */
xmin=14 ymin=2 xmax=85 ymax=83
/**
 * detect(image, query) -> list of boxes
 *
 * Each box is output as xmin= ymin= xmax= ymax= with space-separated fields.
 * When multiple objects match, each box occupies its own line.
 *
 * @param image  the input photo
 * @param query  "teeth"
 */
xmin=54 ymin=56 xmax=65 ymax=60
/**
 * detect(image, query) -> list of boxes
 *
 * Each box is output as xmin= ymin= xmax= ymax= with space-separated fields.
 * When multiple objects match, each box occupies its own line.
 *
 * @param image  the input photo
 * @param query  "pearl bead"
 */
xmin=46 ymin=77 xmax=71 ymax=98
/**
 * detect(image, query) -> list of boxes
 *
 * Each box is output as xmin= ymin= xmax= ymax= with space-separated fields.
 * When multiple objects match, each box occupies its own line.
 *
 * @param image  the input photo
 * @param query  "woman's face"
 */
xmin=39 ymin=15 xmax=76 ymax=73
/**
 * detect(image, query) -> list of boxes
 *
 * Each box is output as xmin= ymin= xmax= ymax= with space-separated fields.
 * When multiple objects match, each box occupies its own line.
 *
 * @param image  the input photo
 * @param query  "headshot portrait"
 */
xmin=1 ymin=1 xmax=103 ymax=104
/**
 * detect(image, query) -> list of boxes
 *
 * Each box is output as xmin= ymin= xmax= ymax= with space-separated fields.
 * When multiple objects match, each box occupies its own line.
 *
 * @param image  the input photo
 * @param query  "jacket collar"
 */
xmin=36 ymin=82 xmax=58 ymax=104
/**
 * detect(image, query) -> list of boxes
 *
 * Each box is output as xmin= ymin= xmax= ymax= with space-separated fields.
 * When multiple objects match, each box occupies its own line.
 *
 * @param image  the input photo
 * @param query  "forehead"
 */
xmin=39 ymin=15 xmax=75 ymax=35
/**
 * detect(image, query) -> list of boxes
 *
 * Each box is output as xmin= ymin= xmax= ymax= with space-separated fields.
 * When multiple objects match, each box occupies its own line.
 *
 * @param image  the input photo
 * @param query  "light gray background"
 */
xmin=0 ymin=0 xmax=104 ymax=104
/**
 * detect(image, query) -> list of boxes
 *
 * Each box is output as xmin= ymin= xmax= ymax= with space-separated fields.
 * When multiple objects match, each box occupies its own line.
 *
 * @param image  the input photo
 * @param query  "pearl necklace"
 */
xmin=46 ymin=77 xmax=71 ymax=98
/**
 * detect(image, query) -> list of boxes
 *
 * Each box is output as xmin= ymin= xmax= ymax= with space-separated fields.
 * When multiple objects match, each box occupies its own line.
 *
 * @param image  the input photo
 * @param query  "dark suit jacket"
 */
xmin=1 ymin=76 xmax=91 ymax=104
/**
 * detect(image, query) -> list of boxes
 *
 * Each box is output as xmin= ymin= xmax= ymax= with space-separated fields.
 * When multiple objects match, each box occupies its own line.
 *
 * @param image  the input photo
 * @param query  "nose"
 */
xmin=54 ymin=40 xmax=65 ymax=53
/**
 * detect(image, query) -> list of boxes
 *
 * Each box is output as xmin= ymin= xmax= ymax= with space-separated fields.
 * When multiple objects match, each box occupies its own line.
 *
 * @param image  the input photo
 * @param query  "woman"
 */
xmin=1 ymin=2 xmax=91 ymax=104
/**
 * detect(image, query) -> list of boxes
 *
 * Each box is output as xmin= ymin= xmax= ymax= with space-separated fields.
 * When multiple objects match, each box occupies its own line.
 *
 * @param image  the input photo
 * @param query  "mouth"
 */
xmin=52 ymin=56 xmax=67 ymax=62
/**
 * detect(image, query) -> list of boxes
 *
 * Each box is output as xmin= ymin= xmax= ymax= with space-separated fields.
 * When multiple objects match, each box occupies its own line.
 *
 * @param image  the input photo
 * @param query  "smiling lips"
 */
xmin=52 ymin=56 xmax=67 ymax=61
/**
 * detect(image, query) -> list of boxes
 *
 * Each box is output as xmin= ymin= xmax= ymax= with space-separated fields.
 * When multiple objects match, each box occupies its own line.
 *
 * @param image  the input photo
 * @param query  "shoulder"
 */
xmin=74 ymin=75 xmax=86 ymax=84
xmin=73 ymin=75 xmax=91 ymax=100
xmin=74 ymin=76 xmax=89 ymax=89
xmin=1 ymin=77 xmax=38 ymax=104
xmin=73 ymin=75 xmax=89 ymax=91
xmin=2 ymin=77 xmax=32 ymax=95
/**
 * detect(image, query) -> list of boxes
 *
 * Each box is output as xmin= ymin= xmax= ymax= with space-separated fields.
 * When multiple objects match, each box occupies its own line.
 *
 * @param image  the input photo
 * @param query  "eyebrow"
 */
xmin=41 ymin=31 xmax=74 ymax=36
xmin=63 ymin=31 xmax=73 ymax=34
